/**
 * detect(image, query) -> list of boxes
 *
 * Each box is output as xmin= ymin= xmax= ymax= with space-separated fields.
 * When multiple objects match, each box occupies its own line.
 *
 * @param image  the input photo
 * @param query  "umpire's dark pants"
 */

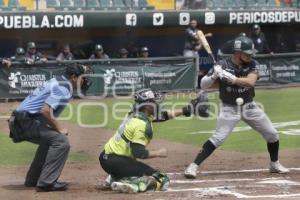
xmin=99 ymin=151 xmax=157 ymax=180
xmin=23 ymin=115 xmax=70 ymax=187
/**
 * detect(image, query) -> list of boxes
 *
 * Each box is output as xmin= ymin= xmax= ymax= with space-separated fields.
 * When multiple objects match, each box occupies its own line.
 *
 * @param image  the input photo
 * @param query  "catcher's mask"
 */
xmin=132 ymin=88 xmax=163 ymax=115
xmin=65 ymin=63 xmax=93 ymax=95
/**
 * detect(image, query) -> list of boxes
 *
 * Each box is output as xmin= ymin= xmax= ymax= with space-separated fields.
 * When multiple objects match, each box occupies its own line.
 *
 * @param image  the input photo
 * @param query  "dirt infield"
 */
xmin=1 ymin=102 xmax=300 ymax=199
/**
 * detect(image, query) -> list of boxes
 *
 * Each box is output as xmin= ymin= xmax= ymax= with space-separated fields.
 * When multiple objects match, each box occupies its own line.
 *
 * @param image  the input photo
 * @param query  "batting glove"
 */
xmin=211 ymin=64 xmax=222 ymax=80
xmin=220 ymin=70 xmax=237 ymax=84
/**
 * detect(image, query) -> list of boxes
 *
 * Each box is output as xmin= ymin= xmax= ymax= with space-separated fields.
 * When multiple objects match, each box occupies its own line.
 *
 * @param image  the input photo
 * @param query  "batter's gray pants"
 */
xmin=25 ymin=119 xmax=70 ymax=187
xmin=209 ymin=102 xmax=279 ymax=147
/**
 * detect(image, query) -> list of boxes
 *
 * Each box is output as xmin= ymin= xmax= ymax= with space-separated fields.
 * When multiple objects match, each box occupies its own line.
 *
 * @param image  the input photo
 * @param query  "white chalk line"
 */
xmin=187 ymin=120 xmax=300 ymax=135
xmin=171 ymin=177 xmax=284 ymax=184
xmin=166 ymin=169 xmax=300 ymax=199
xmin=167 ymin=167 xmax=300 ymax=176
xmin=166 ymin=186 xmax=300 ymax=199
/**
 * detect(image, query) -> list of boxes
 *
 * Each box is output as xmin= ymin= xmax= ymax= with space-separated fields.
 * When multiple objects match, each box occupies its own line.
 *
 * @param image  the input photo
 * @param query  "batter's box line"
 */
xmin=165 ymin=186 xmax=300 ymax=199
xmin=170 ymin=177 xmax=285 ymax=184
xmin=167 ymin=167 xmax=300 ymax=175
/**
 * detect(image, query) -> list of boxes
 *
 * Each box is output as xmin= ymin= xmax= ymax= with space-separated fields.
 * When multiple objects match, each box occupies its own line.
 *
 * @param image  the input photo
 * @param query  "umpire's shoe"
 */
xmin=269 ymin=161 xmax=290 ymax=174
xmin=184 ymin=163 xmax=198 ymax=179
xmin=36 ymin=181 xmax=68 ymax=192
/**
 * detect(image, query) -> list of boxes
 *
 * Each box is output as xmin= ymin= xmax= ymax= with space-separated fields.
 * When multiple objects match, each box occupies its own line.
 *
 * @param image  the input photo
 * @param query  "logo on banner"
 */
xmin=126 ymin=13 xmax=137 ymax=26
xmin=103 ymin=69 xmax=142 ymax=87
xmin=179 ymin=13 xmax=190 ymax=25
xmin=205 ymin=12 xmax=215 ymax=24
xmin=153 ymin=13 xmax=164 ymax=26
xmin=8 ymin=72 xmax=46 ymax=89
xmin=8 ymin=72 xmax=21 ymax=88
xmin=104 ymin=69 xmax=116 ymax=85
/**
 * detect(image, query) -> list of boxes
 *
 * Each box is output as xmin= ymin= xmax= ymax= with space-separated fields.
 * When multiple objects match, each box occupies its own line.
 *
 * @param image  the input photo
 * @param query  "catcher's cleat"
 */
xmin=103 ymin=174 xmax=115 ymax=188
xmin=184 ymin=163 xmax=198 ymax=179
xmin=269 ymin=161 xmax=290 ymax=174
xmin=111 ymin=182 xmax=139 ymax=193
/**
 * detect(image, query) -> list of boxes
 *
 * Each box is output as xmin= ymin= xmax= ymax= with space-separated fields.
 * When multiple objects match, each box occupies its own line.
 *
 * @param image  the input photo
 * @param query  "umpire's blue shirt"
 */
xmin=16 ymin=76 xmax=72 ymax=117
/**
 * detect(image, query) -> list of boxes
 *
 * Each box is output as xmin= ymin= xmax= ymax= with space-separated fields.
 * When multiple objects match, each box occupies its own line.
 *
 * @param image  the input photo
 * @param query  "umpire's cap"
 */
xmin=16 ymin=47 xmax=25 ymax=55
xmin=27 ymin=42 xmax=36 ymax=49
xmin=233 ymin=36 xmax=257 ymax=55
xmin=94 ymin=44 xmax=103 ymax=51
xmin=134 ymin=88 xmax=162 ymax=104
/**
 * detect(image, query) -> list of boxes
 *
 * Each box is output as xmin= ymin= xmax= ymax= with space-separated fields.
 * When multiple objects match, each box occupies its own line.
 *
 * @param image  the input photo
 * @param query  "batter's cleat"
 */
xmin=111 ymin=181 xmax=139 ymax=193
xmin=184 ymin=163 xmax=198 ymax=179
xmin=269 ymin=161 xmax=290 ymax=174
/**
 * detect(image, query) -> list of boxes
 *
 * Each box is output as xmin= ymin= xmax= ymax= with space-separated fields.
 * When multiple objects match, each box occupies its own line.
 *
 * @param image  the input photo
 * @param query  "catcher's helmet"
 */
xmin=233 ymin=36 xmax=257 ymax=55
xmin=134 ymin=88 xmax=162 ymax=104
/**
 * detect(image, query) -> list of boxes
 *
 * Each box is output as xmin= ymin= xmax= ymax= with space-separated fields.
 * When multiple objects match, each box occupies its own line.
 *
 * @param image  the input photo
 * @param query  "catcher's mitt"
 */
xmin=182 ymin=93 xmax=210 ymax=117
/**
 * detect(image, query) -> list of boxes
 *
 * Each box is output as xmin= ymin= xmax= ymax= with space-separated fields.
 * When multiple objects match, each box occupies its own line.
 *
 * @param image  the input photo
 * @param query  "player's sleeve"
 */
xmin=131 ymin=143 xmax=149 ymax=159
xmin=45 ymin=83 xmax=71 ymax=110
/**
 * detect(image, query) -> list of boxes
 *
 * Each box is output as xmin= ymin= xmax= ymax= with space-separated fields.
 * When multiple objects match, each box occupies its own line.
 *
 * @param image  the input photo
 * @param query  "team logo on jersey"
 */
xmin=234 ymin=40 xmax=242 ymax=49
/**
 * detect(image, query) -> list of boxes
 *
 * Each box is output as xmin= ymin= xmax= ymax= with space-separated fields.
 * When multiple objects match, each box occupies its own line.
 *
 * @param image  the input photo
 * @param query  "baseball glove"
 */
xmin=182 ymin=93 xmax=210 ymax=117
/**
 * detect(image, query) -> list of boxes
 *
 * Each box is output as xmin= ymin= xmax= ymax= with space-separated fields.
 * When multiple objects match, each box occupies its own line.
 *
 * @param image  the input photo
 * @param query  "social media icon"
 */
xmin=205 ymin=12 xmax=215 ymax=25
xmin=153 ymin=13 xmax=164 ymax=26
xmin=179 ymin=13 xmax=190 ymax=25
xmin=126 ymin=13 xmax=137 ymax=26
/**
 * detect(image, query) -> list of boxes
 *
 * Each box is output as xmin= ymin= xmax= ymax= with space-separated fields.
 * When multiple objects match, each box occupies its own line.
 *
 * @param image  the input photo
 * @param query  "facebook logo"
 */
xmin=126 ymin=13 xmax=137 ymax=26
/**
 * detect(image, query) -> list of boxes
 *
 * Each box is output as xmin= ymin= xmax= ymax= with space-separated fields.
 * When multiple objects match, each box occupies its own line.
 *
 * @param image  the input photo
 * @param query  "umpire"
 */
xmin=8 ymin=63 xmax=91 ymax=192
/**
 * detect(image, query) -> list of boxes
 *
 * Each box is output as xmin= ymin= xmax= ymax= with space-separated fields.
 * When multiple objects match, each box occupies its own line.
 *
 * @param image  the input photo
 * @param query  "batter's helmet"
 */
xmin=233 ymin=36 xmax=257 ymax=55
xmin=134 ymin=88 xmax=162 ymax=104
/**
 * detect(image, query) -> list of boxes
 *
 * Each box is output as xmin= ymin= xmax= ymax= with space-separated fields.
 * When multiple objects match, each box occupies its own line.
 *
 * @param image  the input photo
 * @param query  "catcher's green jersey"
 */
xmin=104 ymin=112 xmax=153 ymax=157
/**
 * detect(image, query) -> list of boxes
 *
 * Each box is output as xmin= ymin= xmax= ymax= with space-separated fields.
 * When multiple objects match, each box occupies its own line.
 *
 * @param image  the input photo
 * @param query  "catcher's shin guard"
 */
xmin=151 ymin=172 xmax=170 ymax=191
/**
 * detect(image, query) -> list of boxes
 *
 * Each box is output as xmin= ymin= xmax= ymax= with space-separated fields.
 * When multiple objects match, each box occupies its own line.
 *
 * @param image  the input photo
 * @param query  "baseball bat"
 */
xmin=197 ymin=30 xmax=217 ymax=64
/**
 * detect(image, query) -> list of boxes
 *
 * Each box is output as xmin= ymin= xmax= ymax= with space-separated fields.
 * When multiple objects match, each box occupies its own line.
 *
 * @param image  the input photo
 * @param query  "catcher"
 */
xmin=99 ymin=88 xmax=209 ymax=193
